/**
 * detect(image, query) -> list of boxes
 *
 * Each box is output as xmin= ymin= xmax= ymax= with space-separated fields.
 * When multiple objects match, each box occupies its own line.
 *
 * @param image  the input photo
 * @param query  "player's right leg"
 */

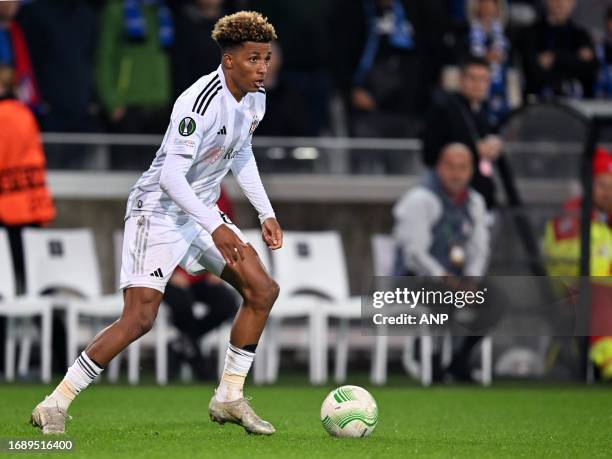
xmin=31 ymin=287 xmax=163 ymax=434
xmin=31 ymin=215 xmax=195 ymax=434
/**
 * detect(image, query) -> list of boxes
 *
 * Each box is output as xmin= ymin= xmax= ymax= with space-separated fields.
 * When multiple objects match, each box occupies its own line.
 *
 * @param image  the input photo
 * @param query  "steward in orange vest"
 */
xmin=0 ymin=90 xmax=55 ymax=226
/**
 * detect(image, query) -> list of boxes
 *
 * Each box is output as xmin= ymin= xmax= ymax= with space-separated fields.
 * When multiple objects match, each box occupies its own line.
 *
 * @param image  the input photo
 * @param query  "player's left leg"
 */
xmin=204 ymin=244 xmax=279 ymax=434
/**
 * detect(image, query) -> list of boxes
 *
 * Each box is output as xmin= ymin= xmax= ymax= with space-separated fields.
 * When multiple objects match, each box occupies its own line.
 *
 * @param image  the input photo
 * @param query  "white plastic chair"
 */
xmin=22 ymin=228 xmax=133 ymax=383
xmin=0 ymin=228 xmax=53 ymax=382
xmin=369 ymin=234 xmax=436 ymax=386
xmin=370 ymin=234 xmax=492 ymax=386
xmin=266 ymin=231 xmax=360 ymax=384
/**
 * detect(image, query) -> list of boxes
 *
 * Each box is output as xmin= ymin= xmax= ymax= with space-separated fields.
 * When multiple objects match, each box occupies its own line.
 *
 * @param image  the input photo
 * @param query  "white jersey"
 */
xmin=125 ymin=65 xmax=268 ymax=222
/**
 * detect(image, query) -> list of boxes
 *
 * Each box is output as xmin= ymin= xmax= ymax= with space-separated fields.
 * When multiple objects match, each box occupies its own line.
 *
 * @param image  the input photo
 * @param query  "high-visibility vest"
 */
xmin=543 ymin=201 xmax=612 ymax=378
xmin=543 ymin=204 xmax=612 ymax=278
xmin=0 ymin=98 xmax=55 ymax=226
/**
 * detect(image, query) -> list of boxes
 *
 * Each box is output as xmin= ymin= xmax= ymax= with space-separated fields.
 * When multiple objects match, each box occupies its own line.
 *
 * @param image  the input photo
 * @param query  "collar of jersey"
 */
xmin=217 ymin=65 xmax=243 ymax=109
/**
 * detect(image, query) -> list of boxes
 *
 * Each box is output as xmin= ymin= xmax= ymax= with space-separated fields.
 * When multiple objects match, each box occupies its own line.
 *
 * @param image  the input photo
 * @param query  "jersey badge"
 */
xmin=179 ymin=117 xmax=196 ymax=136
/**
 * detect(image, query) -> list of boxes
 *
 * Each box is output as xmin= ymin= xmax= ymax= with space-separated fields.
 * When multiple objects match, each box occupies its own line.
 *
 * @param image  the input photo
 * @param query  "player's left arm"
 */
xmin=231 ymin=141 xmax=282 ymax=249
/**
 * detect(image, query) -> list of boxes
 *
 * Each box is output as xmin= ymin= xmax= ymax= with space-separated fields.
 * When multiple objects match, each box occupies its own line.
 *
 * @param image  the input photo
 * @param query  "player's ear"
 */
xmin=222 ymin=53 xmax=233 ymax=70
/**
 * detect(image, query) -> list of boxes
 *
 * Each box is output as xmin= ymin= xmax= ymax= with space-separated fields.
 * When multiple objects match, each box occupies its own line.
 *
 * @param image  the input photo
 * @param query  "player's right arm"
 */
xmin=158 ymin=95 xmax=247 ymax=265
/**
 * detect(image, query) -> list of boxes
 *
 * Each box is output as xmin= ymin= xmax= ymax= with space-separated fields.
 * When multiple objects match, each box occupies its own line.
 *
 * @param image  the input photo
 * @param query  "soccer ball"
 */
xmin=320 ymin=385 xmax=378 ymax=438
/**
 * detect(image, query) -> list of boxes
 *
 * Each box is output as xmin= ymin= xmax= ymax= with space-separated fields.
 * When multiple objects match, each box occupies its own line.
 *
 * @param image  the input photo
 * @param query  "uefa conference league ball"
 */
xmin=320 ymin=385 xmax=378 ymax=438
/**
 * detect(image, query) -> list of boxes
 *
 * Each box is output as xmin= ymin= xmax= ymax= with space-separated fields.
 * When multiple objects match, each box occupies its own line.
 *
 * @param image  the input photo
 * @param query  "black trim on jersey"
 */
xmin=257 ymin=89 xmax=266 ymax=94
xmin=200 ymin=87 xmax=222 ymax=116
xmin=192 ymin=74 xmax=220 ymax=113
xmin=196 ymin=83 xmax=221 ymax=115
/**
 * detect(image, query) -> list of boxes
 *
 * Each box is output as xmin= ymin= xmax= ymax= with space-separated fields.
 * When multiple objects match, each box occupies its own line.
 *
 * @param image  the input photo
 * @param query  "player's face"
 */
xmin=437 ymin=147 xmax=473 ymax=196
xmin=593 ymin=173 xmax=612 ymax=213
xmin=226 ymin=42 xmax=272 ymax=95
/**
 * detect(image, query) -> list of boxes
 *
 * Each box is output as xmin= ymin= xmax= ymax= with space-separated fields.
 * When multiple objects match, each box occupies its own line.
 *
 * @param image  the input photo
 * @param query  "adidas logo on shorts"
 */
xmin=216 ymin=125 xmax=226 ymax=135
xmin=150 ymin=268 xmax=164 ymax=278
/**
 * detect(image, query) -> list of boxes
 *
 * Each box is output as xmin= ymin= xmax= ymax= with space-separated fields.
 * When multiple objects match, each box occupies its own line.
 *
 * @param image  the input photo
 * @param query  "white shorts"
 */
xmin=119 ymin=209 xmax=247 ymax=293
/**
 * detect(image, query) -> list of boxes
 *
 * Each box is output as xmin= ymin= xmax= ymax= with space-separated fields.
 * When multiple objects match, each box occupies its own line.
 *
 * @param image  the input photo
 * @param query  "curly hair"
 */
xmin=212 ymin=11 xmax=277 ymax=50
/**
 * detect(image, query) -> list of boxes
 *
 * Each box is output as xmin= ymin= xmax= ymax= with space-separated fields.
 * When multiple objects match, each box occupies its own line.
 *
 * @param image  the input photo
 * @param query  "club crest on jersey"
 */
xmin=179 ymin=117 xmax=196 ymax=136
xmin=249 ymin=116 xmax=260 ymax=135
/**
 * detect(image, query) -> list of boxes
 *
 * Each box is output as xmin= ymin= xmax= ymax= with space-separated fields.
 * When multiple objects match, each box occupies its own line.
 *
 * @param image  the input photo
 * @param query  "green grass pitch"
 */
xmin=1 ymin=381 xmax=611 ymax=458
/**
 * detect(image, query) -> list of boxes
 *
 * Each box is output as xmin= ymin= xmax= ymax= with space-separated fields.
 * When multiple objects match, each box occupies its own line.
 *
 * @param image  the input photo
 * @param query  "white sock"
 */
xmin=45 ymin=351 xmax=104 ymax=411
xmin=215 ymin=344 xmax=254 ymax=402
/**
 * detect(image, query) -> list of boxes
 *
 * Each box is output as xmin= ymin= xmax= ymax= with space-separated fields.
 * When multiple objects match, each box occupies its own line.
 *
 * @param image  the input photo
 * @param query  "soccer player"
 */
xmin=31 ymin=12 xmax=281 ymax=436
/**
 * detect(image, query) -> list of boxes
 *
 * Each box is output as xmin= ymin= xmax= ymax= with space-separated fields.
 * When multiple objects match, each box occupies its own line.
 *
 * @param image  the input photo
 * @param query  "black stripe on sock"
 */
xmin=80 ymin=353 xmax=102 ymax=375
xmin=88 ymin=355 xmax=104 ymax=371
xmin=229 ymin=344 xmax=254 ymax=357
xmin=78 ymin=355 xmax=99 ymax=376
xmin=192 ymin=74 xmax=219 ymax=112
xmin=77 ymin=358 xmax=96 ymax=379
xmin=242 ymin=344 xmax=258 ymax=353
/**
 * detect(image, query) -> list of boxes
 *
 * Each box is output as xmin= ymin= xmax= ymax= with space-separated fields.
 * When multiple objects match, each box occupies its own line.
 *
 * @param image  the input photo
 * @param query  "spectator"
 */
xmin=250 ymin=0 xmax=332 ymax=135
xmin=0 ymin=0 xmax=40 ymax=112
xmin=331 ymin=0 xmax=446 ymax=138
xmin=96 ymin=0 xmax=174 ymax=169
xmin=255 ymin=42 xmax=311 ymax=137
xmin=543 ymin=147 xmax=612 ymax=380
xmin=394 ymin=143 xmax=489 ymax=277
xmin=594 ymin=7 xmax=612 ymax=99
xmin=17 ymin=0 xmax=99 ymax=133
xmin=393 ymin=143 xmax=490 ymax=381
xmin=163 ymin=188 xmax=239 ymax=380
xmin=452 ymin=0 xmax=512 ymax=124
xmin=0 ymin=65 xmax=55 ymax=293
xmin=422 ymin=56 xmax=503 ymax=209
xmin=172 ymin=0 xmax=226 ymax=98
xmin=521 ymin=0 xmax=598 ymax=100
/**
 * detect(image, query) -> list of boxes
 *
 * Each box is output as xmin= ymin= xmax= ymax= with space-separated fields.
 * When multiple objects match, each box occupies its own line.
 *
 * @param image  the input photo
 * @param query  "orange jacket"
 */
xmin=0 ymin=98 xmax=55 ymax=226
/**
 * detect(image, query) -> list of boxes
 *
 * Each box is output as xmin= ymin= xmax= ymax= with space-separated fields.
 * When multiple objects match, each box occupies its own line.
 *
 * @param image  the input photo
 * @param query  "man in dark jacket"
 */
xmin=521 ymin=0 xmax=597 ymax=99
xmin=422 ymin=56 xmax=502 ymax=209
xmin=331 ymin=0 xmax=447 ymax=138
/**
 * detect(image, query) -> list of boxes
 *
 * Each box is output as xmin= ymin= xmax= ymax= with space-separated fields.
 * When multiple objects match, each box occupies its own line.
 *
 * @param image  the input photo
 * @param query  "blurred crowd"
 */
xmin=0 ymin=0 xmax=610 ymax=139
xmin=2 ymin=0 xmax=612 ymax=382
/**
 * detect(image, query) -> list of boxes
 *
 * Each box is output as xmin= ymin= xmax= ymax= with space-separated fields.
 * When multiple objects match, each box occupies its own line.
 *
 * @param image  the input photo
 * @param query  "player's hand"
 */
xmin=262 ymin=218 xmax=283 ymax=250
xmin=211 ymin=225 xmax=248 ymax=266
